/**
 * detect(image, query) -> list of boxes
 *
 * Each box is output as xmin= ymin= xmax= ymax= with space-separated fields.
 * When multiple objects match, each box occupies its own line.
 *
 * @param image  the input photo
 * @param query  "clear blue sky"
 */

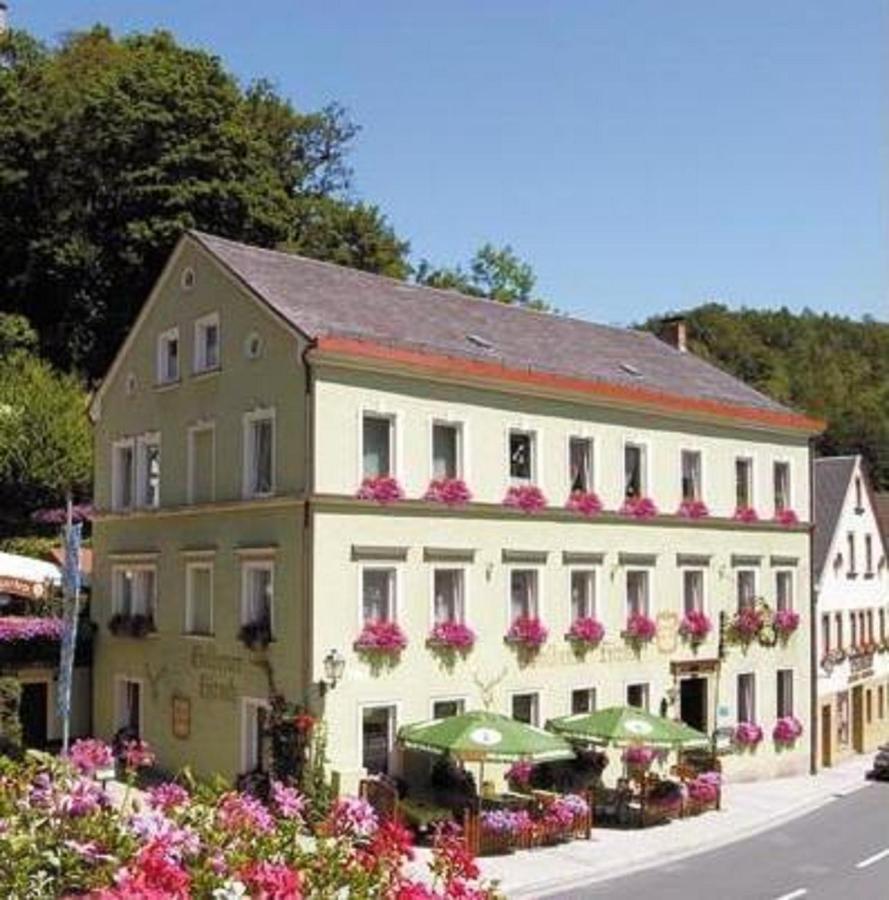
xmin=14 ymin=1 xmax=889 ymax=324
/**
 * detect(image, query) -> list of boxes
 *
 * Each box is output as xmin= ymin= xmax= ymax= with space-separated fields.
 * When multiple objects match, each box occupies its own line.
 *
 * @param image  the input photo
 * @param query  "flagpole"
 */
xmin=58 ymin=495 xmax=82 ymax=755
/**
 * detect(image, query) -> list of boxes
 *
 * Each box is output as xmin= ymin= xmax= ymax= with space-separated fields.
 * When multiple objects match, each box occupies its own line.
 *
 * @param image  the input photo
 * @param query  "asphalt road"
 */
xmin=544 ymin=783 xmax=889 ymax=900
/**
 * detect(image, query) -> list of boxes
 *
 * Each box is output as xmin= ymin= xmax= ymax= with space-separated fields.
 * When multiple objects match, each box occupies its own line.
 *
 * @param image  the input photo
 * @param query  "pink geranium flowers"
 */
xmin=733 ymin=506 xmax=759 ymax=523
xmin=734 ymin=722 xmax=764 ymax=748
xmin=565 ymin=491 xmax=603 ymax=517
xmin=356 ymin=476 xmax=404 ymax=504
xmin=677 ymin=499 xmax=709 ymax=519
xmin=424 ymin=478 xmax=472 ymax=506
xmin=503 ymin=484 xmax=547 ymax=513
xmin=728 ymin=605 xmax=766 ymax=646
xmin=505 ymin=616 xmax=549 ymax=649
xmin=354 ymin=621 xmax=408 ymax=656
xmin=619 ymin=496 xmax=658 ymax=519
xmin=427 ymin=621 xmax=476 ymax=652
xmin=623 ymin=612 xmax=657 ymax=649
xmin=774 ymin=609 xmax=800 ymax=641
xmin=68 ymin=738 xmax=114 ymax=776
xmin=679 ymin=610 xmax=712 ymax=646
xmin=774 ymin=508 xmax=800 ymax=526
xmin=0 ymin=617 xmax=64 ymax=642
xmin=622 ymin=745 xmax=656 ymax=768
xmin=772 ymin=716 xmax=804 ymax=746
xmin=566 ymin=616 xmax=605 ymax=648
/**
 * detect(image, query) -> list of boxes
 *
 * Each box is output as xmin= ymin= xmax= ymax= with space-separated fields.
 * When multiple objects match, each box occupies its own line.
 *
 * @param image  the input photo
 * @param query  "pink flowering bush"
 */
xmin=566 ymin=616 xmax=605 ymax=648
xmin=677 ymin=499 xmax=709 ymax=519
xmin=356 ymin=475 xmax=405 ymax=504
xmin=734 ymin=722 xmax=764 ymax=748
xmin=545 ymin=793 xmax=589 ymax=828
xmin=0 ymin=616 xmax=64 ymax=642
xmin=622 ymin=745 xmax=657 ymax=769
xmin=68 ymin=738 xmax=114 ymax=776
xmin=772 ymin=716 xmax=804 ymax=746
xmin=727 ymin=605 xmax=766 ymax=646
xmin=427 ymin=621 xmax=476 ymax=652
xmin=688 ymin=772 xmax=721 ymax=804
xmin=733 ymin=505 xmax=759 ymax=523
xmin=565 ymin=490 xmax=603 ymax=517
xmin=619 ymin=496 xmax=658 ymax=519
xmin=503 ymin=484 xmax=547 ymax=513
xmin=679 ymin=610 xmax=712 ymax=646
xmin=774 ymin=609 xmax=800 ymax=640
xmin=424 ymin=478 xmax=472 ymax=506
xmin=505 ymin=760 xmax=534 ymax=789
xmin=354 ymin=620 xmax=408 ymax=656
xmin=774 ymin=508 xmax=799 ymax=526
xmin=623 ymin=612 xmax=657 ymax=650
xmin=505 ymin=616 xmax=549 ymax=649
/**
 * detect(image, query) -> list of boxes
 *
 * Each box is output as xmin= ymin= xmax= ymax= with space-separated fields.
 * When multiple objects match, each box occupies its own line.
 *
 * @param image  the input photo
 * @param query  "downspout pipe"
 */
xmin=809 ymin=436 xmax=818 ymax=775
xmin=301 ymin=340 xmax=317 ymax=713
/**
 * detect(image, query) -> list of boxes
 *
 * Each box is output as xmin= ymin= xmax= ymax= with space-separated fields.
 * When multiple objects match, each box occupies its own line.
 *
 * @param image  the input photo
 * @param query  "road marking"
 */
xmin=772 ymin=890 xmax=807 ymax=900
xmin=855 ymin=847 xmax=889 ymax=870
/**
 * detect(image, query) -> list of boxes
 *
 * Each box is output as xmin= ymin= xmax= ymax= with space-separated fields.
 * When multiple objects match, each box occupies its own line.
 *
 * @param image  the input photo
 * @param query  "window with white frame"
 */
xmin=682 ymin=569 xmax=704 ymax=615
xmin=185 ymin=563 xmax=213 ymax=636
xmin=511 ymin=692 xmax=539 ymax=726
xmin=777 ymin=670 xmax=793 ymax=718
xmin=241 ymin=561 xmax=273 ymax=631
xmin=570 ymin=570 xmax=596 ymax=621
xmin=362 ymin=414 xmax=393 ymax=479
xmin=855 ymin=477 xmax=864 ymax=511
xmin=847 ymin=532 xmax=857 ymax=576
xmin=737 ymin=570 xmax=756 ymax=610
xmin=773 ymin=461 xmax=791 ymax=513
xmin=509 ymin=430 xmax=534 ymax=481
xmin=188 ymin=424 xmax=215 ymax=504
xmin=242 ymin=699 xmax=269 ymax=774
xmin=865 ymin=534 xmax=874 ymax=576
xmin=775 ymin=570 xmax=794 ymax=612
xmin=626 ymin=683 xmax=649 ymax=711
xmin=626 ymin=570 xmax=650 ymax=618
xmin=624 ymin=443 xmax=646 ymax=499
xmin=116 ymin=679 xmax=142 ymax=735
xmin=510 ymin=569 xmax=538 ymax=622
xmin=362 ymin=568 xmax=396 ymax=623
xmin=112 ymin=567 xmax=156 ymax=622
xmin=737 ymin=673 xmax=756 ymax=722
xmin=244 ymin=410 xmax=275 ymax=497
xmin=681 ymin=450 xmax=702 ymax=502
xmin=432 ymin=422 xmax=461 ymax=479
xmin=735 ymin=457 xmax=753 ymax=509
xmin=157 ymin=328 xmax=180 ymax=384
xmin=112 ymin=440 xmax=135 ymax=510
xmin=136 ymin=434 xmax=161 ymax=508
xmin=433 ymin=698 xmax=465 ymax=719
xmin=569 ymin=437 xmax=593 ymax=493
xmin=362 ymin=705 xmax=396 ymax=774
xmin=571 ymin=687 xmax=597 ymax=714
xmin=193 ymin=313 xmax=220 ymax=373
xmin=433 ymin=568 xmax=464 ymax=625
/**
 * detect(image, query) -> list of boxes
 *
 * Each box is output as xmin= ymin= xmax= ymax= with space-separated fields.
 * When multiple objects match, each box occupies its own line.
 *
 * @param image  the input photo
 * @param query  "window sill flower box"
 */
xmin=565 ymin=616 xmax=605 ymax=649
xmin=678 ymin=610 xmax=712 ymax=647
xmin=423 ymin=478 xmax=472 ymax=506
xmin=504 ymin=616 xmax=549 ymax=649
xmin=774 ymin=609 xmax=800 ymax=642
xmin=619 ymin=496 xmax=658 ymax=519
xmin=772 ymin=716 xmax=803 ymax=746
xmin=503 ymin=484 xmax=547 ymax=513
xmin=622 ymin=612 xmax=657 ymax=650
xmin=426 ymin=621 xmax=475 ymax=654
xmin=677 ymin=499 xmax=709 ymax=519
xmin=733 ymin=722 xmax=763 ymax=749
xmin=733 ymin=506 xmax=759 ymax=523
xmin=726 ymin=603 xmax=767 ymax=647
xmin=108 ymin=613 xmax=156 ymax=639
xmin=354 ymin=620 xmax=408 ymax=661
xmin=773 ymin=508 xmax=799 ymax=527
xmin=622 ymin=744 xmax=656 ymax=771
xmin=565 ymin=490 xmax=603 ymax=517
xmin=356 ymin=476 xmax=404 ymax=504
xmin=0 ymin=616 xmax=91 ymax=665
xmin=238 ymin=617 xmax=273 ymax=650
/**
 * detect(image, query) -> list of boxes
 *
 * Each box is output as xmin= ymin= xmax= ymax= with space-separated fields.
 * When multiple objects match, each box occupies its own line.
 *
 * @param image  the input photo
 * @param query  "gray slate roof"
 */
xmin=813 ymin=457 xmax=857 ymax=579
xmin=193 ymin=231 xmax=794 ymax=416
xmin=875 ymin=494 xmax=889 ymax=546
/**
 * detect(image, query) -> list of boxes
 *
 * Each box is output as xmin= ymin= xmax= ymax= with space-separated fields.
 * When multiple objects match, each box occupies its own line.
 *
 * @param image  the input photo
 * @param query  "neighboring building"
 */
xmin=875 ymin=493 xmax=889 ymax=547
xmin=813 ymin=457 xmax=889 ymax=767
xmin=90 ymin=232 xmax=822 ymax=789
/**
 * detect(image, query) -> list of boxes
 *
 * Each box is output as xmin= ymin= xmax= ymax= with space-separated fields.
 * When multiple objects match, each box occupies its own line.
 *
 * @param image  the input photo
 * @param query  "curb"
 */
xmin=504 ymin=779 xmax=871 ymax=899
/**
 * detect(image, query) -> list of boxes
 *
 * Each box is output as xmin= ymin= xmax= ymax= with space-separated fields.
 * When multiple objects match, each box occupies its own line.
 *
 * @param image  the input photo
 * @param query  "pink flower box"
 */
xmin=0 ymin=617 xmax=64 ymax=642
xmin=619 ymin=496 xmax=658 ymax=519
xmin=505 ymin=616 xmax=549 ymax=648
xmin=733 ymin=722 xmax=763 ymax=747
xmin=677 ymin=499 xmax=709 ymax=519
xmin=565 ymin=491 xmax=603 ymax=517
xmin=688 ymin=772 xmax=721 ymax=803
xmin=772 ymin=716 xmax=803 ymax=745
xmin=728 ymin=606 xmax=765 ymax=644
xmin=623 ymin=612 xmax=657 ymax=647
xmin=679 ymin=610 xmax=712 ymax=645
xmin=427 ymin=620 xmax=476 ymax=650
xmin=503 ymin=484 xmax=547 ymax=513
xmin=505 ymin=760 xmax=534 ymax=788
xmin=774 ymin=508 xmax=799 ymax=526
xmin=354 ymin=620 xmax=408 ymax=656
xmin=423 ymin=478 xmax=472 ymax=506
xmin=356 ymin=476 xmax=404 ymax=504
xmin=622 ymin=745 xmax=656 ymax=768
xmin=733 ymin=506 xmax=759 ymax=523
xmin=774 ymin=609 xmax=800 ymax=639
xmin=566 ymin=616 xmax=605 ymax=647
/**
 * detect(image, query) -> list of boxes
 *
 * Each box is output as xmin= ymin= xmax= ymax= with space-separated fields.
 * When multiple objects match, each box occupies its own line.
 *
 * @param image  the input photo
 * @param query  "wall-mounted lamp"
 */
xmin=321 ymin=648 xmax=346 ymax=694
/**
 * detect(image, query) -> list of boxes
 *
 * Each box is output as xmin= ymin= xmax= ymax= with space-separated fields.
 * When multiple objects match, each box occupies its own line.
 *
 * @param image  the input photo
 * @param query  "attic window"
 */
xmin=620 ymin=363 xmax=643 ymax=377
xmin=466 ymin=333 xmax=494 ymax=351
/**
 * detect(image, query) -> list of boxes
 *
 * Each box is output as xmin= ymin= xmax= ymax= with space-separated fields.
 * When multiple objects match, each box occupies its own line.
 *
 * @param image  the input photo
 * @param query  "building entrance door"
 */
xmin=362 ymin=706 xmax=395 ymax=775
xmin=852 ymin=686 xmax=864 ymax=753
xmin=821 ymin=704 xmax=832 ymax=768
xmin=20 ymin=682 xmax=48 ymax=748
xmin=679 ymin=677 xmax=708 ymax=734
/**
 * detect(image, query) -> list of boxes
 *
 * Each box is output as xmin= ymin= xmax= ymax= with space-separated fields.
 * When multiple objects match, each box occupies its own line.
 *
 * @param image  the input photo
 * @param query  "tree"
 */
xmin=0 ymin=27 xmax=409 ymax=377
xmin=416 ymin=243 xmax=548 ymax=309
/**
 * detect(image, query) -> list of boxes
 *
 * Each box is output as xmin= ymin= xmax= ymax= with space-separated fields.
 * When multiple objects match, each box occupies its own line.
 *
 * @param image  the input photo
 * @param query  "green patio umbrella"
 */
xmin=398 ymin=709 xmax=575 ymax=764
xmin=547 ymin=706 xmax=709 ymax=749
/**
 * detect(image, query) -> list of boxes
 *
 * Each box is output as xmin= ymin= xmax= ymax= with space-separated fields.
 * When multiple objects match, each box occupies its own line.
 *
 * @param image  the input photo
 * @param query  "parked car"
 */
xmin=866 ymin=743 xmax=889 ymax=782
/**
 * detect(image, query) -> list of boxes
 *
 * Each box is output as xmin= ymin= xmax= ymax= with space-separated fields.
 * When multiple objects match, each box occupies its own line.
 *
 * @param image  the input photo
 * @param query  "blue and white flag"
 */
xmin=57 ymin=520 xmax=82 ymax=729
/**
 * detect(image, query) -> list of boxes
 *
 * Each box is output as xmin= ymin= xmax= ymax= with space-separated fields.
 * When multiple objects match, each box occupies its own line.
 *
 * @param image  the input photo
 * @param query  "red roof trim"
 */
xmin=313 ymin=336 xmax=825 ymax=434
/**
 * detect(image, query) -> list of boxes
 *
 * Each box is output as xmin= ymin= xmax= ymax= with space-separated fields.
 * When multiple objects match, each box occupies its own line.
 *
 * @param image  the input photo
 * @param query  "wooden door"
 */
xmin=20 ymin=682 xmax=48 ymax=749
xmin=820 ymin=704 xmax=832 ymax=768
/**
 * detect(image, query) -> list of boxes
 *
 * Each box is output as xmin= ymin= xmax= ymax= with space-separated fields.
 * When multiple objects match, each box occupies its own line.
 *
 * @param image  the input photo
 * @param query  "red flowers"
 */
xmin=734 ymin=722 xmax=764 ymax=747
xmin=619 ymin=496 xmax=658 ymax=519
xmin=677 ymin=499 xmax=709 ymax=519
xmin=505 ymin=616 xmax=549 ymax=648
xmin=566 ymin=616 xmax=605 ymax=648
xmin=240 ymin=860 xmax=304 ymax=899
xmin=119 ymin=739 xmax=155 ymax=773
xmin=733 ymin=505 xmax=759 ymax=523
xmin=679 ymin=610 xmax=712 ymax=645
xmin=772 ymin=716 xmax=803 ymax=745
xmin=427 ymin=621 xmax=476 ymax=651
xmin=565 ymin=490 xmax=603 ymax=517
xmin=774 ymin=508 xmax=800 ymax=526
xmin=106 ymin=840 xmax=191 ymax=898
xmin=503 ymin=484 xmax=547 ymax=513
xmin=424 ymin=478 xmax=472 ymax=506
xmin=623 ymin=612 xmax=657 ymax=647
xmin=356 ymin=476 xmax=404 ymax=504
xmin=354 ymin=620 xmax=408 ymax=655
xmin=774 ymin=609 xmax=800 ymax=639
xmin=728 ymin=606 xmax=766 ymax=645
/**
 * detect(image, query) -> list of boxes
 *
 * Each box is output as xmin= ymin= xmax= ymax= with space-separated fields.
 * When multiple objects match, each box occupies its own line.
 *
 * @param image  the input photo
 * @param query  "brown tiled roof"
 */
xmin=192 ymin=231 xmax=802 ymax=419
xmin=813 ymin=457 xmax=857 ymax=579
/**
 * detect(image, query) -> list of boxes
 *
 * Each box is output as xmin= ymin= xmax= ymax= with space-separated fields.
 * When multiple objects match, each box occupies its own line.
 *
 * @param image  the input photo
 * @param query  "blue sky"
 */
xmin=15 ymin=1 xmax=888 ymax=324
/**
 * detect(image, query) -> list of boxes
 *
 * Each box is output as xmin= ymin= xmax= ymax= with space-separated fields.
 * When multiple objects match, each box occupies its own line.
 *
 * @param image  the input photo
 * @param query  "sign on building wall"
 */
xmin=171 ymin=695 xmax=191 ymax=740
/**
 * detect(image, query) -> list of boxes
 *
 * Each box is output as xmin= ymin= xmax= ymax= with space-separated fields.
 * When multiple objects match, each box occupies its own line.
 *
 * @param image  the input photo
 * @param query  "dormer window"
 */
xmin=194 ymin=313 xmax=220 ymax=373
xmin=157 ymin=328 xmax=180 ymax=385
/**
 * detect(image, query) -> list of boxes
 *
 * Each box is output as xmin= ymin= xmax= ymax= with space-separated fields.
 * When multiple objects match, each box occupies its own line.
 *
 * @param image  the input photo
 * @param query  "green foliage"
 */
xmin=0 ymin=678 xmax=23 ymax=752
xmin=0 ymin=26 xmax=410 ymax=377
xmin=0 ymin=314 xmax=37 ymax=357
xmin=416 ymin=242 xmax=549 ymax=309
xmin=644 ymin=305 xmax=889 ymax=489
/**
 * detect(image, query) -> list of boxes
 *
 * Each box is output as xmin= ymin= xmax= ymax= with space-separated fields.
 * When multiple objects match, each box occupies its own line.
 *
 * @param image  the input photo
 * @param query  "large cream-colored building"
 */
xmin=90 ymin=232 xmax=822 ymax=789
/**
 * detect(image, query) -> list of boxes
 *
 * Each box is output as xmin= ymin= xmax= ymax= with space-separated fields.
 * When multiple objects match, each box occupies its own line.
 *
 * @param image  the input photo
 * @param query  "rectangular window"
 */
xmin=626 ymin=570 xmax=650 ymax=618
xmin=880 ymin=609 xmax=886 ymax=642
xmin=737 ymin=673 xmax=756 ymax=723
xmin=855 ymin=477 xmax=864 ymax=511
xmin=879 ymin=686 xmax=885 ymax=720
xmin=624 ymin=443 xmax=645 ymax=499
xmin=241 ymin=562 xmax=273 ymax=631
xmin=188 ymin=425 xmax=215 ymax=504
xmin=735 ymin=457 xmax=753 ymax=509
xmin=835 ymin=612 xmax=844 ymax=649
xmin=777 ymin=670 xmax=794 ymax=718
xmin=837 ymin=691 xmax=849 ymax=745
xmin=821 ymin=613 xmax=831 ymax=653
xmin=867 ymin=610 xmax=874 ymax=643
xmin=362 ymin=414 xmax=393 ymax=479
xmin=362 ymin=568 xmax=396 ymax=623
xmin=569 ymin=437 xmax=593 ymax=493
xmin=509 ymin=430 xmax=534 ymax=481
xmin=116 ymin=679 xmax=142 ymax=735
xmin=681 ymin=450 xmax=702 ymax=502
xmin=737 ymin=570 xmax=756 ymax=610
xmin=511 ymin=693 xmax=539 ymax=726
xmin=775 ymin=571 xmax=794 ymax=612
xmin=571 ymin=688 xmax=597 ymax=715
xmin=865 ymin=535 xmax=874 ymax=575
xmin=112 ymin=567 xmax=156 ymax=622
xmin=244 ymin=411 xmax=275 ymax=497
xmin=157 ymin=328 xmax=180 ymax=384
xmin=433 ymin=699 xmax=465 ymax=719
xmin=432 ymin=422 xmax=460 ymax=479
xmin=570 ymin=570 xmax=596 ymax=621
xmin=194 ymin=313 xmax=220 ymax=373
xmin=850 ymin=611 xmax=858 ymax=647
xmin=112 ymin=440 xmax=135 ymax=511
xmin=433 ymin=569 xmax=464 ymax=624
xmin=136 ymin=434 xmax=161 ymax=508
xmin=774 ymin=461 xmax=791 ymax=513
xmin=682 ymin=570 xmax=704 ymax=615
xmin=362 ymin=705 xmax=396 ymax=775
xmin=510 ymin=569 xmax=539 ymax=622
xmin=626 ymin=683 xmax=649 ymax=711
xmin=847 ymin=533 xmax=856 ymax=576
xmin=242 ymin=699 xmax=269 ymax=774
xmin=185 ymin=564 xmax=213 ymax=636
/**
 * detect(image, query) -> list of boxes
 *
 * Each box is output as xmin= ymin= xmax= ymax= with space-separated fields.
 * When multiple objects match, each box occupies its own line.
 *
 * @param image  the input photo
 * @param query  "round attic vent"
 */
xmin=180 ymin=267 xmax=196 ymax=291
